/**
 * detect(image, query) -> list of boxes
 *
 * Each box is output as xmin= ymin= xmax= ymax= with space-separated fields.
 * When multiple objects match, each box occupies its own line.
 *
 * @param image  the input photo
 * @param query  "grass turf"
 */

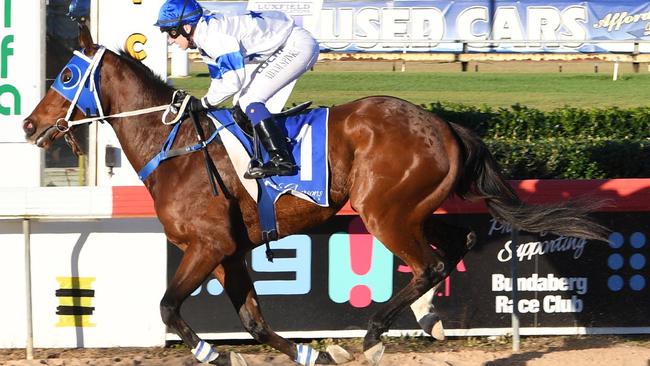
xmin=170 ymin=60 xmax=650 ymax=110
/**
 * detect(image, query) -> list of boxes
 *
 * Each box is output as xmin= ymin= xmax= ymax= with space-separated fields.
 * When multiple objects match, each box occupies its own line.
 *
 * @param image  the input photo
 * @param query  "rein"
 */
xmin=55 ymin=91 xmax=191 ymax=133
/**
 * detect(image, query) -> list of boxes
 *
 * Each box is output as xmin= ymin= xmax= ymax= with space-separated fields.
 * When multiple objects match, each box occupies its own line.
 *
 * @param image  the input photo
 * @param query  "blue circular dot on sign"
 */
xmin=630 ymin=275 xmax=646 ymax=291
xmin=630 ymin=254 xmax=646 ymax=270
xmin=630 ymin=232 xmax=646 ymax=249
xmin=608 ymin=232 xmax=624 ymax=249
xmin=190 ymin=285 xmax=201 ymax=297
xmin=608 ymin=275 xmax=624 ymax=291
xmin=608 ymin=253 xmax=624 ymax=270
xmin=207 ymin=279 xmax=224 ymax=295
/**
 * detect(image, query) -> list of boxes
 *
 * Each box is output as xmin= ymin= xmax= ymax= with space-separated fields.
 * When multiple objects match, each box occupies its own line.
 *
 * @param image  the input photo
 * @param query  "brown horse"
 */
xmin=23 ymin=25 xmax=607 ymax=366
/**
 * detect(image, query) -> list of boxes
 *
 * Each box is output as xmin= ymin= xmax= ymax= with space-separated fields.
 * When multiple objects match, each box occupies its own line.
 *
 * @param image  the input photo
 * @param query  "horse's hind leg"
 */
xmin=162 ymin=245 xmax=245 ymax=365
xmin=425 ymin=216 xmax=477 ymax=265
xmin=410 ymin=284 xmax=444 ymax=340
xmin=214 ymin=257 xmax=353 ymax=365
xmin=351 ymin=164 xmax=461 ymax=363
xmin=361 ymin=227 xmax=450 ymax=365
xmin=410 ymin=217 xmax=477 ymax=339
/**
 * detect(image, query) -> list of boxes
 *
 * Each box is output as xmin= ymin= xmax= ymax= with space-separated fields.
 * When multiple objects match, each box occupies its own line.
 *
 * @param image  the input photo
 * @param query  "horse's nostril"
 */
xmin=23 ymin=120 xmax=36 ymax=137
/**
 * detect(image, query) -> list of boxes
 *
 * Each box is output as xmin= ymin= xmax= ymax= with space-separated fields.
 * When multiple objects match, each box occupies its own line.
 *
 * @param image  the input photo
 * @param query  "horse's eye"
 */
xmin=61 ymin=69 xmax=73 ymax=83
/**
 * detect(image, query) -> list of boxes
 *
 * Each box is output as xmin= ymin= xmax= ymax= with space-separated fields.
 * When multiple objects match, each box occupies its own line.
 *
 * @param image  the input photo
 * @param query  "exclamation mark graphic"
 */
xmin=349 ymin=217 xmax=374 ymax=307
xmin=328 ymin=218 xmax=393 ymax=307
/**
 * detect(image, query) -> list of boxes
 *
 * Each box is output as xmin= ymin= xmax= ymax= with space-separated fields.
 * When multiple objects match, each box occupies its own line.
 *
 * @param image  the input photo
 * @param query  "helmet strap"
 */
xmin=180 ymin=23 xmax=194 ymax=37
xmin=167 ymin=0 xmax=190 ymax=37
xmin=177 ymin=0 xmax=190 ymax=21
xmin=171 ymin=0 xmax=197 ymax=40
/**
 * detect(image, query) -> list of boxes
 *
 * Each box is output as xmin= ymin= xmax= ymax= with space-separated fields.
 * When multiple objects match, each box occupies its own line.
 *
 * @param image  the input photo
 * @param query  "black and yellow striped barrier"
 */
xmin=55 ymin=277 xmax=96 ymax=327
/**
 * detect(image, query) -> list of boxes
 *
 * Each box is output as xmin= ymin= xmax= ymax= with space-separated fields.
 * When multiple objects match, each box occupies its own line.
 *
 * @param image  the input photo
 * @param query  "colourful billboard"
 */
xmin=170 ymin=188 xmax=650 ymax=337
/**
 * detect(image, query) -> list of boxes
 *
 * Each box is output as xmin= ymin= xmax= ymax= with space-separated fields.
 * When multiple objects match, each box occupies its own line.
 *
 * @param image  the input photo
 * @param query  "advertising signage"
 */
xmin=169 ymin=212 xmax=649 ymax=337
xmin=203 ymin=0 xmax=650 ymax=54
xmin=317 ymin=0 xmax=650 ymax=53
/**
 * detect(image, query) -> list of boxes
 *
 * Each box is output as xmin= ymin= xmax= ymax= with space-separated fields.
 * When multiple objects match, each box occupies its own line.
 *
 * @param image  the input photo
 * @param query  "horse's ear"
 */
xmin=78 ymin=23 xmax=94 ymax=49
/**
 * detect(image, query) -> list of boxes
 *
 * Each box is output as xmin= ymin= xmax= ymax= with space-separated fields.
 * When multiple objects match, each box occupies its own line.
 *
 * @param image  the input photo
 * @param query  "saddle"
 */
xmin=230 ymin=101 xmax=313 ymax=137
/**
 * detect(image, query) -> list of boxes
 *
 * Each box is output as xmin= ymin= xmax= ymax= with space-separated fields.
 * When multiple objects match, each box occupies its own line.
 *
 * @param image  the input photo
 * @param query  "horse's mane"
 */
xmin=117 ymin=49 xmax=174 ymax=93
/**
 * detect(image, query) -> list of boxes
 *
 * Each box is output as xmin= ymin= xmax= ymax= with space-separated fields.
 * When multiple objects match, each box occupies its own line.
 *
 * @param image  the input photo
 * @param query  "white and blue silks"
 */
xmin=192 ymin=10 xmax=296 ymax=108
xmin=208 ymin=108 xmax=329 ymax=239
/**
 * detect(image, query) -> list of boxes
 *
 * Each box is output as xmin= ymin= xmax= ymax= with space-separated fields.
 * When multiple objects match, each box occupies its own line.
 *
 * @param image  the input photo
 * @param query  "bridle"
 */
xmin=49 ymin=46 xmax=190 ymax=139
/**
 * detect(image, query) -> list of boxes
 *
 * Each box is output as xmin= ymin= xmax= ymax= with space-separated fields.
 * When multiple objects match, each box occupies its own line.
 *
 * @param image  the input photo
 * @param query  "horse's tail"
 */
xmin=448 ymin=122 xmax=609 ymax=241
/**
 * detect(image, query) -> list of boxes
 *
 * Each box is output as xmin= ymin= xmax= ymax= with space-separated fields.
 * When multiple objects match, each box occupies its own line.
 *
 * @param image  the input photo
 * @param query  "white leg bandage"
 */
xmin=295 ymin=344 xmax=319 ymax=366
xmin=192 ymin=340 xmax=219 ymax=364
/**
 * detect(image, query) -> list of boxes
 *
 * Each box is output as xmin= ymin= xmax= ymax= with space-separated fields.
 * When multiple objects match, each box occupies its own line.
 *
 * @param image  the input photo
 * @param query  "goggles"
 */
xmin=163 ymin=26 xmax=182 ymax=39
xmin=158 ymin=0 xmax=196 ymax=40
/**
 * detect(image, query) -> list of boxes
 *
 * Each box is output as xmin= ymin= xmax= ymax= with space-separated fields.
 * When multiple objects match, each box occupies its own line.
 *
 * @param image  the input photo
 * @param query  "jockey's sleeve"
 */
xmin=194 ymin=16 xmax=246 ymax=108
xmin=201 ymin=52 xmax=246 ymax=108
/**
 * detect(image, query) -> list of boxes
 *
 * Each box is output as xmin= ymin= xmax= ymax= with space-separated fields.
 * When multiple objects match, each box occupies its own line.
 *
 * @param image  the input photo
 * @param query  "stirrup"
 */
xmin=244 ymin=159 xmax=265 ymax=179
xmin=244 ymin=160 xmax=295 ymax=179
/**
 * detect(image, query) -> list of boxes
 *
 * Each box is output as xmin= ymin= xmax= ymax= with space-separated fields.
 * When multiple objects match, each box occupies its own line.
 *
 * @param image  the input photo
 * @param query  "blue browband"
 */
xmin=51 ymin=48 xmax=103 ymax=117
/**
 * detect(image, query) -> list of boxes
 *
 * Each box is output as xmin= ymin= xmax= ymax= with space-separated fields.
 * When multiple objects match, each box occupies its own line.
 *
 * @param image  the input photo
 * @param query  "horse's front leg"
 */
xmin=162 ymin=243 xmax=246 ymax=366
xmin=215 ymin=257 xmax=354 ymax=365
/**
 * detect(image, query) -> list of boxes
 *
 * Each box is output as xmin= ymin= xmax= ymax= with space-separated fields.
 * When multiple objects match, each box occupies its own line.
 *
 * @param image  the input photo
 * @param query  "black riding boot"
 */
xmin=245 ymin=117 xmax=296 ymax=179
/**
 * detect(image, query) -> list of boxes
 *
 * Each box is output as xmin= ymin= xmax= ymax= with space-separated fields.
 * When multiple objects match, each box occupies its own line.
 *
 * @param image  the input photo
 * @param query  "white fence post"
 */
xmin=511 ymin=228 xmax=520 ymax=352
xmin=23 ymin=219 xmax=34 ymax=360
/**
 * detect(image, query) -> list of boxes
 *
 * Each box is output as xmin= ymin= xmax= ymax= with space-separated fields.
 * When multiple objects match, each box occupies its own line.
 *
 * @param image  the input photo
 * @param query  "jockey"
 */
xmin=154 ymin=0 xmax=320 ymax=179
xmin=67 ymin=0 xmax=90 ymax=22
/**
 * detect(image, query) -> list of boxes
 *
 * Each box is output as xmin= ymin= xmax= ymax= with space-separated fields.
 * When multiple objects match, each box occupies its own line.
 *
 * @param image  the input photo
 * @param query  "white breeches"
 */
xmin=237 ymin=27 xmax=319 ymax=111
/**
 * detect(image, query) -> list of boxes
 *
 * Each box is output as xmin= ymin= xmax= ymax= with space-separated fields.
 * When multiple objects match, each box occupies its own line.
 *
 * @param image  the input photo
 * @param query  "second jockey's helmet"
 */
xmin=154 ymin=0 xmax=202 ymax=31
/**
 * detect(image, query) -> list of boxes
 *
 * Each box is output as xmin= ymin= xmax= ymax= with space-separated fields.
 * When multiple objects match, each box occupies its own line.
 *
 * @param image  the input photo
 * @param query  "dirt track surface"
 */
xmin=2 ymin=336 xmax=650 ymax=366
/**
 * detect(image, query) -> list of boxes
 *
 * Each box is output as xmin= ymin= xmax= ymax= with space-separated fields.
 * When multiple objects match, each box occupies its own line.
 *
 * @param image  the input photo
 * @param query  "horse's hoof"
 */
xmin=208 ymin=352 xmax=247 ymax=365
xmin=417 ymin=313 xmax=445 ymax=340
xmin=363 ymin=342 xmax=385 ymax=366
xmin=431 ymin=320 xmax=445 ymax=341
xmin=229 ymin=352 xmax=248 ymax=366
xmin=325 ymin=345 xmax=354 ymax=364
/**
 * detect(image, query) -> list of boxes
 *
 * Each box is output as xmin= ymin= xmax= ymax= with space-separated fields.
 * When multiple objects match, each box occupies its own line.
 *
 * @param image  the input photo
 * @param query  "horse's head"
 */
xmin=23 ymin=24 xmax=101 ymax=152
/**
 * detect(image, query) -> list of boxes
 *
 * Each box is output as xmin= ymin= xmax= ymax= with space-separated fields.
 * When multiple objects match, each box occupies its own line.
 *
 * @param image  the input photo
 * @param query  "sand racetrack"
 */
xmin=2 ymin=335 xmax=650 ymax=366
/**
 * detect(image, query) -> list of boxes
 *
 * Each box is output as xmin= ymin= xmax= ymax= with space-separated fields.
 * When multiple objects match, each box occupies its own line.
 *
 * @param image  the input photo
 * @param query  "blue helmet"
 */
xmin=68 ymin=0 xmax=90 ymax=22
xmin=154 ymin=0 xmax=203 ymax=30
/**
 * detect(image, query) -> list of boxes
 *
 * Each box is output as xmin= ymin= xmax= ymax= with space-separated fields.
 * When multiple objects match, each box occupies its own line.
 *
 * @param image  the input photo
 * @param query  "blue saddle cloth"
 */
xmin=209 ymin=108 xmax=329 ymax=242
xmin=208 ymin=108 xmax=330 ymax=206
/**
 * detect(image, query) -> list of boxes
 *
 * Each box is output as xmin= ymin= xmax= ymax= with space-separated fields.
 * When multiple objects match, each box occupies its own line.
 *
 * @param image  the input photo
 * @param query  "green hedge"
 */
xmin=486 ymin=138 xmax=650 ymax=179
xmin=421 ymin=102 xmax=650 ymax=179
xmin=424 ymin=102 xmax=650 ymax=140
